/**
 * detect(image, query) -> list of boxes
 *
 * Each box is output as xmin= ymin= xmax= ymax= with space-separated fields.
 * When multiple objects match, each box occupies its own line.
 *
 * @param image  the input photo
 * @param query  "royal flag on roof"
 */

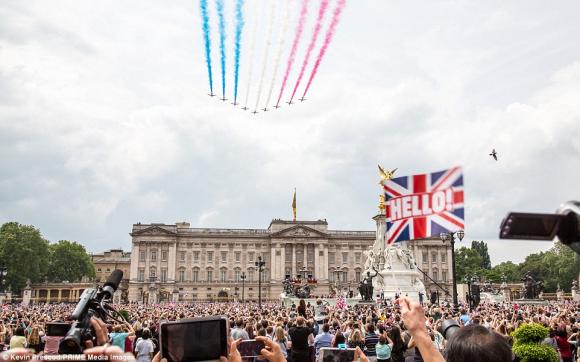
xmin=383 ymin=166 xmax=464 ymax=245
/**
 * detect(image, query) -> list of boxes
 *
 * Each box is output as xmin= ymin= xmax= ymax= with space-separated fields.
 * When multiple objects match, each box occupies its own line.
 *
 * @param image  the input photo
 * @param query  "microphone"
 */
xmin=101 ymin=269 xmax=124 ymax=300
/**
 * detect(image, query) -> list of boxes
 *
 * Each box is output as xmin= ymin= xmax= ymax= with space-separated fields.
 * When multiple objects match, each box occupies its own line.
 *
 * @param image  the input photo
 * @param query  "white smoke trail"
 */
xmin=242 ymin=0 xmax=261 ymax=110
xmin=263 ymin=0 xmax=292 ymax=110
xmin=253 ymin=2 xmax=277 ymax=112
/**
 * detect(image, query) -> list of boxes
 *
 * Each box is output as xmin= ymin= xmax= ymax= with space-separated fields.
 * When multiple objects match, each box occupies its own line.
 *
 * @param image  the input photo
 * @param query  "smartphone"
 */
xmin=45 ymin=323 xmax=70 ymax=337
xmin=160 ymin=316 xmax=228 ymax=362
xmin=320 ymin=348 xmax=356 ymax=362
xmin=237 ymin=339 xmax=265 ymax=358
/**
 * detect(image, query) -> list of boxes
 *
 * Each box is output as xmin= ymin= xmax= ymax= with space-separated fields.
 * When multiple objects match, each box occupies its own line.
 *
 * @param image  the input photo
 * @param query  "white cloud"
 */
xmin=1 ymin=0 xmax=579 ymax=265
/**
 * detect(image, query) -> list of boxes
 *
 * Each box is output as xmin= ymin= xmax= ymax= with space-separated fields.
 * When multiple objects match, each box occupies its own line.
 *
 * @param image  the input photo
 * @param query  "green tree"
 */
xmin=455 ymin=246 xmax=483 ymax=281
xmin=471 ymin=240 xmax=492 ymax=269
xmin=47 ymin=240 xmax=95 ymax=282
xmin=491 ymin=261 xmax=521 ymax=282
xmin=0 ymin=222 xmax=50 ymax=293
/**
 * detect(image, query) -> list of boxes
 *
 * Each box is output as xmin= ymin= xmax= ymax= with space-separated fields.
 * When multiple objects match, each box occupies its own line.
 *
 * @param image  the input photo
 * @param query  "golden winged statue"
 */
xmin=378 ymin=165 xmax=397 ymax=186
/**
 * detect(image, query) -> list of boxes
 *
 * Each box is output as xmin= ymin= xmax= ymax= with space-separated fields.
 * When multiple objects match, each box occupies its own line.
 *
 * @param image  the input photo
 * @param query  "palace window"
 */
xmin=248 ymin=252 xmax=254 ymax=262
xmin=248 ymin=270 xmax=254 ymax=282
xmin=207 ymin=270 xmax=213 ymax=282
xmin=179 ymin=270 xmax=185 ymax=282
xmin=235 ymin=252 xmax=241 ymax=262
xmin=193 ymin=269 xmax=199 ymax=282
xmin=285 ymin=245 xmax=292 ymax=262
xmin=307 ymin=245 xmax=314 ymax=263
xmin=151 ymin=251 xmax=157 ymax=261
xmin=235 ymin=270 xmax=240 ymax=281
xmin=149 ymin=268 xmax=156 ymax=279
xmin=208 ymin=251 xmax=214 ymax=263
xmin=221 ymin=251 xmax=227 ymax=263
xmin=342 ymin=253 xmax=348 ymax=264
xmin=342 ymin=271 xmax=348 ymax=282
xmin=220 ymin=270 xmax=227 ymax=282
xmin=422 ymin=251 xmax=428 ymax=263
xmin=193 ymin=251 xmax=200 ymax=262
xmin=355 ymin=271 xmax=361 ymax=282
xmin=138 ymin=268 xmax=145 ymax=282
xmin=355 ymin=253 xmax=361 ymax=263
xmin=161 ymin=251 xmax=167 ymax=261
xmin=139 ymin=251 xmax=146 ymax=262
xmin=432 ymin=269 xmax=439 ymax=281
xmin=441 ymin=252 xmax=446 ymax=263
xmin=180 ymin=251 xmax=186 ymax=262
xmin=160 ymin=269 xmax=167 ymax=282
xmin=442 ymin=270 xmax=447 ymax=282
xmin=328 ymin=252 xmax=335 ymax=264
xmin=432 ymin=252 xmax=437 ymax=263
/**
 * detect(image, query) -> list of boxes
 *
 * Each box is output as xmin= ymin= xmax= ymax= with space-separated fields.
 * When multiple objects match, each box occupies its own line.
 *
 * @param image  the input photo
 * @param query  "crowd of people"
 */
xmin=0 ymin=297 xmax=578 ymax=362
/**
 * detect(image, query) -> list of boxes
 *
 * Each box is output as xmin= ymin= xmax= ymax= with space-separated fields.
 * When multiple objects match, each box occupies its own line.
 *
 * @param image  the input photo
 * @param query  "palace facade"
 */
xmin=127 ymin=217 xmax=454 ymax=303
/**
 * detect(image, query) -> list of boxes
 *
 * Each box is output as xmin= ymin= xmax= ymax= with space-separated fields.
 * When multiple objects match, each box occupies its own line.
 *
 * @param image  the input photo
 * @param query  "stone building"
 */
xmin=91 ymin=249 xmax=131 ymax=283
xmin=128 ymin=218 xmax=454 ymax=303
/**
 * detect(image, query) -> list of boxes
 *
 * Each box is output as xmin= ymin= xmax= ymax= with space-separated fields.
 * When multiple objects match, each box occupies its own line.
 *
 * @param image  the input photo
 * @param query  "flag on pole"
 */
xmin=383 ymin=166 xmax=465 ymax=244
xmin=292 ymin=188 xmax=297 ymax=221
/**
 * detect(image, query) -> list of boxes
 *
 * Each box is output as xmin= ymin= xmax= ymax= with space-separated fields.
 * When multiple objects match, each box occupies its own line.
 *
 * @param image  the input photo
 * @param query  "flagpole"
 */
xmin=292 ymin=188 xmax=297 ymax=222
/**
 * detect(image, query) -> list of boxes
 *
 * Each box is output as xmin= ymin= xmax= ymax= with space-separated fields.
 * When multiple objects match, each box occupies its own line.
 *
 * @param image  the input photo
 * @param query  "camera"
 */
xmin=438 ymin=319 xmax=460 ymax=340
xmin=499 ymin=200 xmax=580 ymax=254
xmin=58 ymin=269 xmax=124 ymax=354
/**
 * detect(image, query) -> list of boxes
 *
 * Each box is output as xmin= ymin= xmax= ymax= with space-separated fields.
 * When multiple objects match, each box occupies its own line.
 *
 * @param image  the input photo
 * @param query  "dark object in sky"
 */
xmin=489 ymin=148 xmax=498 ymax=161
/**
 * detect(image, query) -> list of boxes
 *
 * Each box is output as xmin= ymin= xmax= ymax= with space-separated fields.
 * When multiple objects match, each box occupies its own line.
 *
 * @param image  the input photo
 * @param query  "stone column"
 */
xmin=280 ymin=244 xmax=286 ymax=279
xmin=168 ymin=242 xmax=177 ymax=281
xmin=291 ymin=244 xmax=296 ymax=277
xmin=130 ymin=242 xmax=140 ymax=281
xmin=270 ymin=245 xmax=278 ymax=281
xmin=46 ymin=290 xmax=51 ymax=303
xmin=321 ymin=243 xmax=328 ymax=281
xmin=314 ymin=244 xmax=320 ymax=278
xmin=57 ymin=289 xmax=62 ymax=302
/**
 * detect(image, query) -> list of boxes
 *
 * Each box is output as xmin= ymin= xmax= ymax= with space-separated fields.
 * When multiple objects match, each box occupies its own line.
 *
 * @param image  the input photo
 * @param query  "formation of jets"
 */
xmin=208 ymin=93 xmax=306 ymax=114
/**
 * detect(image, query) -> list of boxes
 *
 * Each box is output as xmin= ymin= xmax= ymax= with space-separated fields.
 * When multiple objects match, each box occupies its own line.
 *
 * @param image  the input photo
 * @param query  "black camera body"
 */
xmin=500 ymin=200 xmax=580 ymax=254
xmin=59 ymin=270 xmax=124 ymax=354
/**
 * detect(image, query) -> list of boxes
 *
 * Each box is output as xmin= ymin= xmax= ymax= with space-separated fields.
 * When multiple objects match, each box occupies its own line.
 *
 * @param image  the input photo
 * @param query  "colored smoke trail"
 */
xmin=243 ymin=1 xmax=260 ymax=109
xmin=302 ymin=0 xmax=346 ymax=99
xmin=275 ymin=0 xmax=309 ymax=108
xmin=233 ymin=0 xmax=245 ymax=104
xmin=216 ymin=0 xmax=226 ymax=99
xmin=288 ymin=0 xmax=329 ymax=104
xmin=199 ymin=0 xmax=213 ymax=94
xmin=253 ymin=2 xmax=277 ymax=112
xmin=263 ymin=0 xmax=292 ymax=110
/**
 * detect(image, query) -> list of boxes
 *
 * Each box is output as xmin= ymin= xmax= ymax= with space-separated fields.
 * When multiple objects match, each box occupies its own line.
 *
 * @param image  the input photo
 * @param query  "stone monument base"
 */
xmin=376 ymin=269 xmax=425 ymax=302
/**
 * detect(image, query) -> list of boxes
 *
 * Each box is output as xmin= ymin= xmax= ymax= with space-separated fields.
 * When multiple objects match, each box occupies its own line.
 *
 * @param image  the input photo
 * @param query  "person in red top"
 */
xmin=555 ymin=329 xmax=573 ymax=362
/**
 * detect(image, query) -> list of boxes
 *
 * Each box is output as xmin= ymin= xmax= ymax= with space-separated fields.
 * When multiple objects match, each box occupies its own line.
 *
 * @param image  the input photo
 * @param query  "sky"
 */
xmin=1 ymin=0 xmax=579 ymax=265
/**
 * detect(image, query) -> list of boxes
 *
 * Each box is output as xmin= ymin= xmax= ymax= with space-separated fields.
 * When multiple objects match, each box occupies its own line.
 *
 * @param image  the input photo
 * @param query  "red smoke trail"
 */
xmin=275 ymin=0 xmax=309 ymax=108
xmin=288 ymin=0 xmax=329 ymax=104
xmin=301 ymin=0 xmax=346 ymax=99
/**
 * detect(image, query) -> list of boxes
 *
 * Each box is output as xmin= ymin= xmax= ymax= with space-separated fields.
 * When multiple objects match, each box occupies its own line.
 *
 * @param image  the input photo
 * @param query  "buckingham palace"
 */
xmin=127 ymin=217 xmax=454 ymax=303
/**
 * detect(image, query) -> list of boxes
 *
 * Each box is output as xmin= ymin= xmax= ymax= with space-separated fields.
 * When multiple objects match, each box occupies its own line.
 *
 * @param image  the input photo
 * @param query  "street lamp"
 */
xmin=0 ymin=266 xmax=6 ymax=293
xmin=439 ymin=229 xmax=464 ymax=306
xmin=240 ymin=272 xmax=247 ymax=303
xmin=255 ymin=256 xmax=266 ymax=309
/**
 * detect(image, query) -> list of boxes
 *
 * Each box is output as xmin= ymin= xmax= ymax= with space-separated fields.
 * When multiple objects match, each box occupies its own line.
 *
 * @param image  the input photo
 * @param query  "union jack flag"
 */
xmin=383 ymin=166 xmax=464 ymax=244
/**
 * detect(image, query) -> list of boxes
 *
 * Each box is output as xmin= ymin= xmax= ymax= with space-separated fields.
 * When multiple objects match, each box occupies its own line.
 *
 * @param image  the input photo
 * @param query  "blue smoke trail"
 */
xmin=199 ymin=0 xmax=213 ymax=94
xmin=216 ymin=0 xmax=226 ymax=99
xmin=233 ymin=0 xmax=245 ymax=104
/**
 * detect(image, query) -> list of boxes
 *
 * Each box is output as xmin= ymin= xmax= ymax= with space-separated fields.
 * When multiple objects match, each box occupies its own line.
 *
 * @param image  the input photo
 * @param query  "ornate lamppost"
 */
xmin=439 ymin=230 xmax=464 ymax=306
xmin=240 ymin=272 xmax=247 ymax=303
xmin=255 ymin=256 xmax=266 ymax=309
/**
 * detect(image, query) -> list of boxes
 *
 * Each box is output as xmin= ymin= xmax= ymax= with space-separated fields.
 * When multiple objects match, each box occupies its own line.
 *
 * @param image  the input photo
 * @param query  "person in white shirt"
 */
xmin=134 ymin=329 xmax=155 ymax=362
